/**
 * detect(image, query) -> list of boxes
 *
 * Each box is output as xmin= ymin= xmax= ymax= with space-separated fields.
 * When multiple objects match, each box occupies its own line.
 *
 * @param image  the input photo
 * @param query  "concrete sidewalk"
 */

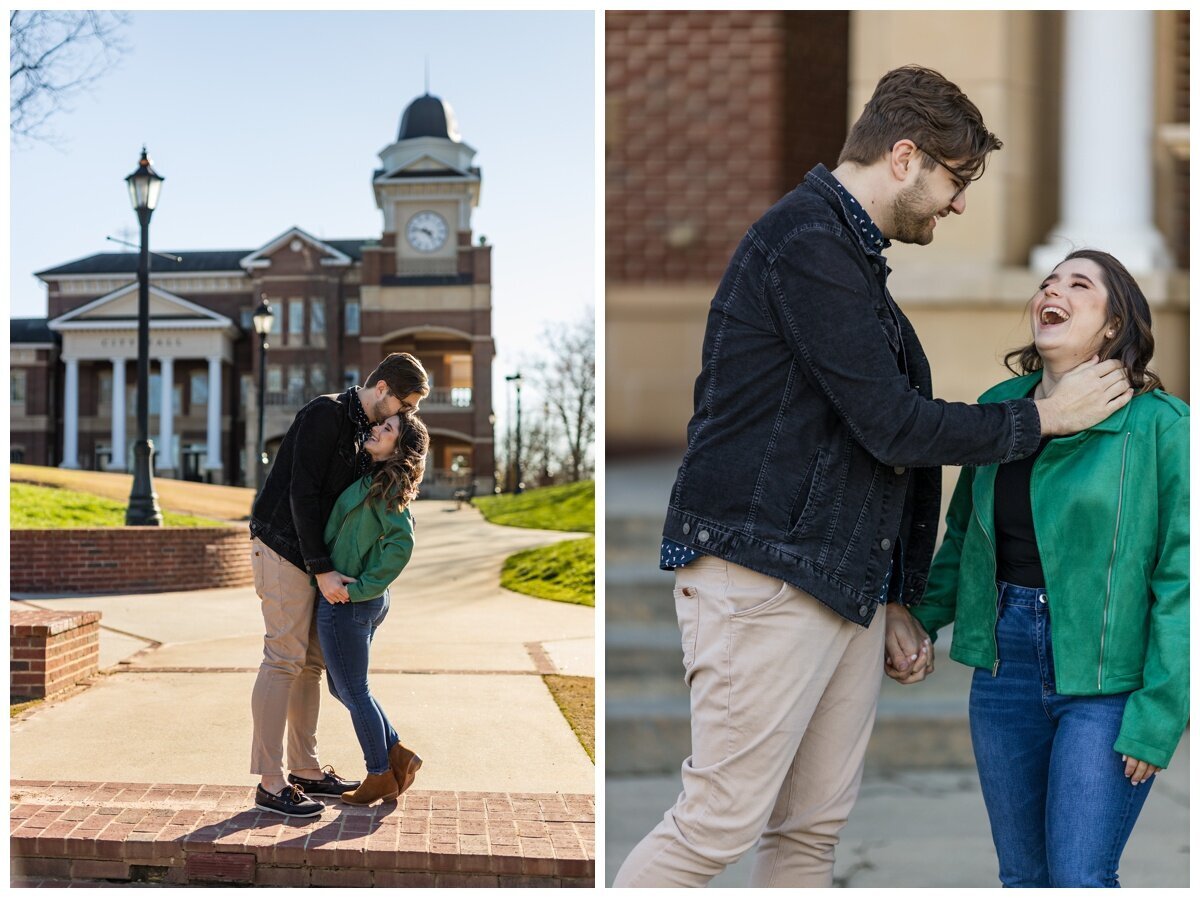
xmin=11 ymin=500 xmax=595 ymax=796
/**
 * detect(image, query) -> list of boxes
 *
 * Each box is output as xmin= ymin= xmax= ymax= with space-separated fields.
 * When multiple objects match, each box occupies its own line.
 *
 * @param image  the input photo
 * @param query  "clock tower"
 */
xmin=360 ymin=92 xmax=496 ymax=496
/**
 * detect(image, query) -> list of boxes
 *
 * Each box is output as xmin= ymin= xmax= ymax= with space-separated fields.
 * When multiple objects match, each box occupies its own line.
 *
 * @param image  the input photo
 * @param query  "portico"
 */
xmin=48 ymin=283 xmax=238 ymax=481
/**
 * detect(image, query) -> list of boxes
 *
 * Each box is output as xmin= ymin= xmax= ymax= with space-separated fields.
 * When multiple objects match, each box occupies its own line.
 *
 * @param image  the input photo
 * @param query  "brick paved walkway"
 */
xmin=11 ymin=780 xmax=594 ymax=887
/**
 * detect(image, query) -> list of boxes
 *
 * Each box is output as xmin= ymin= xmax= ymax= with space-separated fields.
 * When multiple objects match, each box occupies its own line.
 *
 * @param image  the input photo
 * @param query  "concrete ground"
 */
xmin=12 ymin=500 xmax=595 ymax=797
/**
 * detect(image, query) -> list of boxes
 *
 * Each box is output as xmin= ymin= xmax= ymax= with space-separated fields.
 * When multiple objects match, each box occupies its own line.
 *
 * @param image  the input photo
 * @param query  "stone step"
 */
xmin=10 ymin=780 xmax=594 ymax=888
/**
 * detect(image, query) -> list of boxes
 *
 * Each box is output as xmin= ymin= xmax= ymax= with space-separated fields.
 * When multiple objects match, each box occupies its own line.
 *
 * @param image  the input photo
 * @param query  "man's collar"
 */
xmin=805 ymin=164 xmax=891 ymax=258
xmin=347 ymin=386 xmax=372 ymax=429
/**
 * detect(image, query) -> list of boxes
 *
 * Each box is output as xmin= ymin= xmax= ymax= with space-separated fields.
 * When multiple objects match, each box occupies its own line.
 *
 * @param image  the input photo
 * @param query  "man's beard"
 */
xmin=890 ymin=177 xmax=939 ymax=246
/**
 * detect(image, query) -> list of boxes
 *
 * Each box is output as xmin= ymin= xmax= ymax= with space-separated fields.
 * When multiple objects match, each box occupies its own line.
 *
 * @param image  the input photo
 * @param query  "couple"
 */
xmin=247 ymin=352 xmax=432 ymax=817
xmin=616 ymin=66 xmax=1187 ymax=888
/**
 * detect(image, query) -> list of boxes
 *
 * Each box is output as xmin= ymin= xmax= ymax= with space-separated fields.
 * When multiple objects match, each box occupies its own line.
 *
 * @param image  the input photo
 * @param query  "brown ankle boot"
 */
xmin=340 ymin=771 xmax=399 ymax=805
xmin=388 ymin=741 xmax=423 ymax=795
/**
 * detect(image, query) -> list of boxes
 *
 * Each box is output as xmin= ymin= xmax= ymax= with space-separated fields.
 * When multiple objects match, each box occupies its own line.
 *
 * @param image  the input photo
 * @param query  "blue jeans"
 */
xmin=316 ymin=591 xmax=398 ymax=776
xmin=969 ymin=582 xmax=1153 ymax=887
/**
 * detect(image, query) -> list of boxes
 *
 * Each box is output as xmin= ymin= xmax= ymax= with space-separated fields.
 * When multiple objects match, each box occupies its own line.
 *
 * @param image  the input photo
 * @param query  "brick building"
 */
xmin=13 ymin=92 xmax=497 ymax=497
xmin=606 ymin=10 xmax=1190 ymax=450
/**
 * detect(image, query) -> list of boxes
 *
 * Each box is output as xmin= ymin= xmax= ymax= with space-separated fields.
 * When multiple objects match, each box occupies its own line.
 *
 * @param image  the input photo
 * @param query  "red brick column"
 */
xmin=10 ymin=608 xmax=101 ymax=699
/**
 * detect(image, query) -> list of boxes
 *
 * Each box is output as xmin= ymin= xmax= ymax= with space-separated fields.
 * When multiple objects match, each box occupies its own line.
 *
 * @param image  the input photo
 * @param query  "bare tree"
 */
xmin=10 ymin=10 xmax=130 ymax=145
xmin=532 ymin=312 xmax=595 ymax=482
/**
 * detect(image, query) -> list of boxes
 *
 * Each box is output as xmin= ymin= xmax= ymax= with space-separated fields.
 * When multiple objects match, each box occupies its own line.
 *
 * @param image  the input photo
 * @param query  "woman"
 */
xmin=903 ymin=250 xmax=1188 ymax=887
xmin=317 ymin=412 xmax=430 ymax=806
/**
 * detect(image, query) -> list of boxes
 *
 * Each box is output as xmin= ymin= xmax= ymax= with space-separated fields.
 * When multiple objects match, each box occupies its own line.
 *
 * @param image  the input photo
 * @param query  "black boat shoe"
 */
xmin=288 ymin=766 xmax=362 ymax=796
xmin=254 ymin=783 xmax=323 ymax=818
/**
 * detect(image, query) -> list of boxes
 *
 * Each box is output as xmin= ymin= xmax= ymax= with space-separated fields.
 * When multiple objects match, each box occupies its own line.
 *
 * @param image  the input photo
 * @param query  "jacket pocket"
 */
xmin=787 ymin=448 xmax=829 ymax=537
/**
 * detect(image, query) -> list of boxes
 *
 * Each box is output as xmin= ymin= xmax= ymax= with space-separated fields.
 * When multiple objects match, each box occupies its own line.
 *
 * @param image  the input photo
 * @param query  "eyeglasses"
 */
xmin=914 ymin=144 xmax=972 ymax=203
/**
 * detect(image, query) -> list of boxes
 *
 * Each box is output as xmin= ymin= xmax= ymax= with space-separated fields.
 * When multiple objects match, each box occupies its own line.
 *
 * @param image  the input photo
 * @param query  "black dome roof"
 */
xmin=398 ymin=94 xmax=460 ymax=142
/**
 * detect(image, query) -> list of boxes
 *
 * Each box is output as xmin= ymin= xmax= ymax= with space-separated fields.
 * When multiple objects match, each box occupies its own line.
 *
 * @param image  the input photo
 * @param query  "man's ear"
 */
xmin=889 ymin=139 xmax=920 ymax=185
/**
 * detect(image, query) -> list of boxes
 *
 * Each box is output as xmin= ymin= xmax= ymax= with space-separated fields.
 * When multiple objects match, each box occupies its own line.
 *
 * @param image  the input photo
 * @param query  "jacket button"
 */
xmin=858 ymin=604 xmax=869 ymax=617
xmin=682 ymin=523 xmax=690 ymax=535
xmin=697 ymin=530 xmax=710 ymax=543
xmin=894 ymin=466 xmax=906 ymax=475
xmin=880 ymin=538 xmax=892 ymax=551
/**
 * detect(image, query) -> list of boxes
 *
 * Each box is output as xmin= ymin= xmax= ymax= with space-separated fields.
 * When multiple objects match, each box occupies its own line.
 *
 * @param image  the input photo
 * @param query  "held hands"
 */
xmin=1036 ymin=356 xmax=1132 ymax=436
xmin=316 ymin=570 xmax=355 ymax=604
xmin=884 ymin=603 xmax=934 ymax=685
xmin=1121 ymin=755 xmax=1162 ymax=786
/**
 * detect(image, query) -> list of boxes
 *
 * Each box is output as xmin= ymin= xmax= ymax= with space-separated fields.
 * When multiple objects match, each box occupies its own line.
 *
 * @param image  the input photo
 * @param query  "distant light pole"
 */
xmin=505 ymin=372 xmax=524 ymax=494
xmin=252 ymin=297 xmax=275 ymax=492
xmin=124 ymin=148 xmax=164 ymax=526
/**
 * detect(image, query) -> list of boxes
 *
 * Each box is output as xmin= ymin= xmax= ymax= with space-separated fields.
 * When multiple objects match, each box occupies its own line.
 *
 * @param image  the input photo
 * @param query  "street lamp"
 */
xmin=252 ymin=297 xmax=275 ymax=491
xmin=505 ymin=372 xmax=524 ymax=494
xmin=124 ymin=148 xmax=164 ymax=526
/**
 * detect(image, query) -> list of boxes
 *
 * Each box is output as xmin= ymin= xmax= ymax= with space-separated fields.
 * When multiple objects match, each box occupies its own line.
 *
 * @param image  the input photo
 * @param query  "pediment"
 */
xmin=49 ymin=283 xmax=233 ymax=330
xmin=240 ymin=227 xmax=353 ymax=270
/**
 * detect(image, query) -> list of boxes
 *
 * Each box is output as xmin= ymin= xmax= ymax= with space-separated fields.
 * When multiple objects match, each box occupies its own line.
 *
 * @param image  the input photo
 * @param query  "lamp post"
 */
xmin=505 ymin=372 xmax=524 ymax=494
xmin=124 ymin=148 xmax=165 ymax=526
xmin=252 ymin=297 xmax=275 ymax=492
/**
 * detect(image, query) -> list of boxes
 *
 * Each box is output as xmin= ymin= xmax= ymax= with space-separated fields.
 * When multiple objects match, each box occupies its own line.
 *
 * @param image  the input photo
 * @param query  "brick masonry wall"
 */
xmin=10 ymin=527 xmax=252 ymax=594
xmin=10 ymin=609 xmax=101 ymax=699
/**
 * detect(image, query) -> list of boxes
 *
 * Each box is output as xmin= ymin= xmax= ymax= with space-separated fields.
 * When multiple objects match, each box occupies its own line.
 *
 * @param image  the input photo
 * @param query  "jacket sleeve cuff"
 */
xmin=1001 ymin=398 xmax=1042 ymax=463
xmin=305 ymin=555 xmax=334 ymax=576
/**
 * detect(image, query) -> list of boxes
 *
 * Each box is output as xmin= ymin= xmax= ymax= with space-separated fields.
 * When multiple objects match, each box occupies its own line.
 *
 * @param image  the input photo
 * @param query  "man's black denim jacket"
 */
xmin=250 ymin=388 xmax=361 ymax=576
xmin=662 ymin=165 xmax=1042 ymax=626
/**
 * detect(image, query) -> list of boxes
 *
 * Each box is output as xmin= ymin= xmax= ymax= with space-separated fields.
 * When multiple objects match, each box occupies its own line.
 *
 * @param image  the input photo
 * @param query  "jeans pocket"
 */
xmin=350 ymin=597 xmax=384 ymax=626
xmin=251 ymin=547 xmax=265 ymax=596
xmin=673 ymin=585 xmax=700 ymax=677
xmin=725 ymin=564 xmax=791 ymax=618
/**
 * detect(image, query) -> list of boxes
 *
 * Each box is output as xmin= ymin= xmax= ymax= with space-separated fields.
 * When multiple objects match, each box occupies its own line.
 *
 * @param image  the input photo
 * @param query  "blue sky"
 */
xmin=10 ymin=10 xmax=595 ymax=393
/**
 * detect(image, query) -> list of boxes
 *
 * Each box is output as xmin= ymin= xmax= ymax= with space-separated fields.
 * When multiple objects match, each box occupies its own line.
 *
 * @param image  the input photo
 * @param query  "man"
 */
xmin=248 ymin=352 xmax=430 ymax=817
xmin=614 ymin=66 xmax=1131 ymax=887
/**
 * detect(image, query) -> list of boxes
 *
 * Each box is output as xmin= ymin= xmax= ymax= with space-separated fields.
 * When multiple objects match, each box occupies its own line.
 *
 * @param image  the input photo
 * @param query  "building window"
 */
xmin=11 ymin=447 xmax=26 ymax=464
xmin=267 ymin=365 xmax=283 ymax=393
xmin=344 ymin=368 xmax=360 ymax=389
xmin=310 ymin=299 xmax=326 ymax=348
xmin=149 ymin=373 xmax=161 ymax=415
xmin=240 ymin=307 xmax=253 ymax=330
xmin=191 ymin=371 xmax=208 ymax=405
xmin=345 ymin=302 xmax=361 ymax=335
xmin=288 ymin=366 xmax=306 ymax=399
xmin=11 ymin=370 xmax=26 ymax=404
xmin=269 ymin=305 xmax=282 ymax=336
xmin=288 ymin=298 xmax=305 ymax=346
xmin=310 ymin=364 xmax=326 ymax=393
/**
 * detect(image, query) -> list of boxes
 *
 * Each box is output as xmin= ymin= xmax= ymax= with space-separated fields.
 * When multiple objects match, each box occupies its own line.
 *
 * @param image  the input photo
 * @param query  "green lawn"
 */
xmin=499 ymin=536 xmax=595 ymax=607
xmin=11 ymin=482 xmax=229 ymax=529
xmin=473 ymin=480 xmax=595 ymax=533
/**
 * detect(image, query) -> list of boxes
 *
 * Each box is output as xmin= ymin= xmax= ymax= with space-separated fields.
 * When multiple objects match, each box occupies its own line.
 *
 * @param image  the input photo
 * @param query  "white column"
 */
xmin=1031 ymin=11 xmax=1170 ymax=273
xmin=157 ymin=357 xmax=175 ymax=473
xmin=205 ymin=355 xmax=223 ymax=475
xmin=109 ymin=358 xmax=126 ymax=470
xmin=61 ymin=357 xmax=80 ymax=469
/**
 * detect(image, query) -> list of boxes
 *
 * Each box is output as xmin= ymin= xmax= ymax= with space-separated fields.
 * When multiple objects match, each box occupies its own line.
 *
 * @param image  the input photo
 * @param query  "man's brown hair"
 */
xmin=365 ymin=352 xmax=430 ymax=399
xmin=838 ymin=65 xmax=1002 ymax=184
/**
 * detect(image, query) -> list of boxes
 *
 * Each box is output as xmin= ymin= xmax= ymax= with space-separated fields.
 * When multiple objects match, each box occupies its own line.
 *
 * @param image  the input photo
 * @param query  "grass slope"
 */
xmin=473 ymin=481 xmax=595 ymax=533
xmin=11 ymin=482 xmax=229 ymax=529
xmin=500 ymin=536 xmax=595 ymax=607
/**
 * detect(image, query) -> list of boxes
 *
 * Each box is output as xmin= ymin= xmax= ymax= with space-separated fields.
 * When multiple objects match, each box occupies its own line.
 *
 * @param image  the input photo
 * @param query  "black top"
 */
xmin=994 ymin=383 xmax=1049 ymax=586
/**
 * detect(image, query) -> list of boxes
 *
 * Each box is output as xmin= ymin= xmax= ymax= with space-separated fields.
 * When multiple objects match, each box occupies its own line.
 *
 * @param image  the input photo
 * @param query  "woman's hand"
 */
xmin=884 ymin=603 xmax=934 ymax=684
xmin=1121 ymin=755 xmax=1162 ymax=786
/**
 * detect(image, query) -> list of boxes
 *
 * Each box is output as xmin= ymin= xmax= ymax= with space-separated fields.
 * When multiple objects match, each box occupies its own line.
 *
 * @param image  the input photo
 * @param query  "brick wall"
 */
xmin=10 ymin=527 xmax=252 ymax=594
xmin=10 ymin=608 xmax=101 ymax=699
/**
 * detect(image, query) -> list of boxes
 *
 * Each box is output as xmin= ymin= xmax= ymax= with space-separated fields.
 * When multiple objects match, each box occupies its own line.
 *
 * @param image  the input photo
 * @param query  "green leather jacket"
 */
xmin=911 ymin=373 xmax=1189 ymax=769
xmin=321 ymin=475 xmax=414 ymax=603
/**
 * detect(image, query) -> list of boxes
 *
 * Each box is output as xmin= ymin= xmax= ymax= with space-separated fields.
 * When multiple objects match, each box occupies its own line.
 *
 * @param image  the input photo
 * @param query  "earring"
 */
xmin=1106 ymin=330 xmax=1114 ymax=338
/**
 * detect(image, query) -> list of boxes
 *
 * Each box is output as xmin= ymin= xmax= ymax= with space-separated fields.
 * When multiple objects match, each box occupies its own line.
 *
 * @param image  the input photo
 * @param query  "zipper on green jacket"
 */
xmin=973 ymin=504 xmax=1001 ymax=676
xmin=1098 ymin=432 xmax=1131 ymax=689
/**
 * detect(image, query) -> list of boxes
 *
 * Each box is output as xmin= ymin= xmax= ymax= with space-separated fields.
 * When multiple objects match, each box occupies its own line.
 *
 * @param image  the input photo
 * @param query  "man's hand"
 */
xmin=316 ymin=570 xmax=355 ymax=604
xmin=884 ymin=603 xmax=934 ymax=684
xmin=1035 ymin=356 xmax=1132 ymax=436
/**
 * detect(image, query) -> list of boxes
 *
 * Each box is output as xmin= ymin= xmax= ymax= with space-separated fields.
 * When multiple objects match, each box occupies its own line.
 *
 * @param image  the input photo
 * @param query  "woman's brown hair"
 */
xmin=1005 ymin=249 xmax=1163 ymax=395
xmin=365 ymin=414 xmax=430 ymax=512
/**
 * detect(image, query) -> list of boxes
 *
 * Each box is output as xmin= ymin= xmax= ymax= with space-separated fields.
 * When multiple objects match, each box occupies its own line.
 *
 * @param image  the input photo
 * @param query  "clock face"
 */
xmin=406 ymin=211 xmax=449 ymax=253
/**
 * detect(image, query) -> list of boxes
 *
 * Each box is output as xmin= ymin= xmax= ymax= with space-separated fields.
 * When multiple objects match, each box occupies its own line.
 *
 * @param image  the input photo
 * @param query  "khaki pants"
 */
xmin=614 ymin=556 xmax=886 ymax=887
xmin=249 ymin=538 xmax=326 ymax=776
